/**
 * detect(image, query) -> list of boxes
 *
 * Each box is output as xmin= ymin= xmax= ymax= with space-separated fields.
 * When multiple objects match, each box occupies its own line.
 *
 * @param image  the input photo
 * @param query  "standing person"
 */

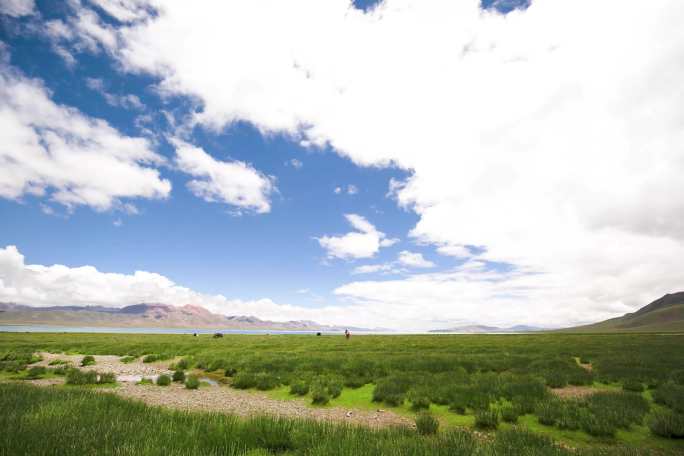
xmin=345 ymin=329 xmax=350 ymax=340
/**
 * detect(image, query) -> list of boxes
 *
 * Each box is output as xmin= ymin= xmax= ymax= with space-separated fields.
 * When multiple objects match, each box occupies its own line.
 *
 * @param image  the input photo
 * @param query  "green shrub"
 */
xmin=343 ymin=375 xmax=368 ymax=388
xmin=289 ymin=380 xmax=309 ymax=396
xmin=80 ymin=355 xmax=96 ymax=367
xmin=142 ymin=354 xmax=160 ymax=363
xmin=535 ymin=400 xmax=560 ymax=426
xmin=512 ymin=395 xmax=539 ymax=414
xmin=26 ymin=366 xmax=47 ymax=379
xmin=48 ymin=359 xmax=68 ymax=366
xmin=648 ymin=410 xmax=684 ymax=438
xmin=50 ymin=366 xmax=68 ymax=376
xmin=415 ymin=412 xmax=439 ymax=435
xmin=326 ymin=377 xmax=343 ymax=398
xmin=185 ymin=375 xmax=200 ymax=390
xmin=622 ymin=379 xmax=644 ymax=393
xmin=372 ymin=376 xmax=410 ymax=406
xmin=224 ymin=367 xmax=237 ymax=377
xmin=172 ymin=370 xmax=186 ymax=383
xmin=567 ymin=370 xmax=593 ymax=386
xmin=156 ymin=374 xmax=171 ymax=386
xmin=232 ymin=372 xmax=258 ymax=389
xmin=474 ymin=408 xmax=499 ymax=430
xmin=586 ymin=391 xmax=650 ymax=428
xmin=501 ymin=405 xmax=520 ymax=423
xmin=120 ymin=356 xmax=136 ymax=364
xmin=671 ymin=369 xmax=684 ymax=386
xmin=65 ymin=369 xmax=98 ymax=385
xmin=137 ymin=378 xmax=154 ymax=385
xmin=175 ymin=358 xmax=190 ymax=370
xmin=653 ymin=382 xmax=684 ymax=413
xmin=311 ymin=381 xmax=331 ymax=405
xmin=580 ymin=412 xmax=616 ymax=437
xmin=409 ymin=394 xmax=431 ymax=411
xmin=255 ymin=373 xmax=280 ymax=391
xmin=98 ymin=372 xmax=116 ymax=384
xmin=545 ymin=372 xmax=567 ymax=388
xmin=556 ymin=401 xmax=583 ymax=431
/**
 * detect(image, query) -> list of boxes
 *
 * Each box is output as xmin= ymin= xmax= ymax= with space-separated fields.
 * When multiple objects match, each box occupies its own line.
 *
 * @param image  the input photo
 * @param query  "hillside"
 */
xmin=0 ymin=302 xmax=372 ymax=332
xmin=564 ymin=292 xmax=684 ymax=332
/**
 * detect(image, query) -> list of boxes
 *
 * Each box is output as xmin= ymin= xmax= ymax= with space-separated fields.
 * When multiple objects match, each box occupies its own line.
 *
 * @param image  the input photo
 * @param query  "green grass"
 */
xmin=2 ymin=382 xmax=672 ymax=456
xmin=2 ymin=332 xmax=684 ymax=453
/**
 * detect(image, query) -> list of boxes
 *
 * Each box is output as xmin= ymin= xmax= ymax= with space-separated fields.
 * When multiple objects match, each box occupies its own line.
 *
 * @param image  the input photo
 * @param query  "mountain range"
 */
xmin=563 ymin=292 xmax=684 ymax=332
xmin=0 ymin=302 xmax=375 ymax=332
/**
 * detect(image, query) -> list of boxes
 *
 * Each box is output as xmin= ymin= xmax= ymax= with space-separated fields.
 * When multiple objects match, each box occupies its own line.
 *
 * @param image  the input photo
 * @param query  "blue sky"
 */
xmin=0 ymin=0 xmax=682 ymax=330
xmin=0 ymin=19 xmax=424 ymax=306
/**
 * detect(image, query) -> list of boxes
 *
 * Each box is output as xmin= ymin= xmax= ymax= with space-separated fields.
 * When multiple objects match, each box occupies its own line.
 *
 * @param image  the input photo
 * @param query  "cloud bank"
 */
xmin=9 ymin=0 xmax=684 ymax=327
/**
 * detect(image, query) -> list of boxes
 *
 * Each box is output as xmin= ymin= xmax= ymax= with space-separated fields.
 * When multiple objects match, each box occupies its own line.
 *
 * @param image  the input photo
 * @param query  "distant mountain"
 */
xmin=429 ymin=324 xmax=543 ymax=334
xmin=0 ymin=302 xmax=376 ymax=332
xmin=563 ymin=292 xmax=684 ymax=333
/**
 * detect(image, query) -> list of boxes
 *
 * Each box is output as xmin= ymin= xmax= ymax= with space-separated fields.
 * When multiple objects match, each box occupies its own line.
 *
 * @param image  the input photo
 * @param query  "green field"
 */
xmin=1 ymin=332 xmax=684 ymax=455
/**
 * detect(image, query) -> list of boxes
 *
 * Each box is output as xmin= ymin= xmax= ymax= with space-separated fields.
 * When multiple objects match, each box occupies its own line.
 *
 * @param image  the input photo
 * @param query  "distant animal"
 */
xmin=213 ymin=333 xmax=223 ymax=338
xmin=193 ymin=333 xmax=197 ymax=337
xmin=316 ymin=332 xmax=322 ymax=336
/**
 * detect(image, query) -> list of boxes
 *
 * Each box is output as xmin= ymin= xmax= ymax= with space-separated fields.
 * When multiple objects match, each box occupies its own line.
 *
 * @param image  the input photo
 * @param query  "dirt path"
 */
xmin=112 ymin=382 xmax=412 ymax=428
xmin=29 ymin=352 xmax=412 ymax=429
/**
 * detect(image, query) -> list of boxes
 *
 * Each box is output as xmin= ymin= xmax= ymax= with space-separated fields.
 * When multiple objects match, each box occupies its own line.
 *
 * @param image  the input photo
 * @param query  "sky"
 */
xmin=0 ymin=0 xmax=683 ymax=331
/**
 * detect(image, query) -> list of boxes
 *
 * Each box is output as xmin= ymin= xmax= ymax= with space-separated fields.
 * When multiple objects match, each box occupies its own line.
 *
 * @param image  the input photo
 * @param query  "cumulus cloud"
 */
xmin=317 ymin=214 xmax=398 ymax=260
xmin=0 ymin=245 xmax=380 ymax=326
xmin=0 ymin=60 xmax=170 ymax=211
xmin=397 ymin=251 xmax=434 ymax=268
xmin=37 ymin=0 xmax=684 ymax=325
xmin=172 ymin=139 xmax=275 ymax=214
xmin=0 ymin=0 xmax=34 ymax=17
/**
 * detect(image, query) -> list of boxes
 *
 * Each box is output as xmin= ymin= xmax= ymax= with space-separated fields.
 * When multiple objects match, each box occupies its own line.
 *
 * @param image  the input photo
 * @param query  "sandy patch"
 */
xmin=34 ymin=352 xmax=173 ymax=379
xmin=551 ymin=385 xmax=598 ymax=399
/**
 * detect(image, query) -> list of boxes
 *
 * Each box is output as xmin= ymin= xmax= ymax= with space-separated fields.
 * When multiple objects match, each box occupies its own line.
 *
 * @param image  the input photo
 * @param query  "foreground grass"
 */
xmin=0 ymin=383 xmax=669 ymax=456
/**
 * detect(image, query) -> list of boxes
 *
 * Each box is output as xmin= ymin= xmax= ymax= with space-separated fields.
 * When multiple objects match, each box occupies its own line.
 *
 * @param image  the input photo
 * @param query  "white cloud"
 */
xmin=172 ymin=139 xmax=275 ymax=214
xmin=43 ymin=0 xmax=684 ymax=326
xmin=0 ymin=61 xmax=171 ymax=211
xmin=317 ymin=214 xmax=398 ymax=260
xmin=86 ymin=77 xmax=144 ymax=110
xmin=346 ymin=184 xmax=358 ymax=195
xmin=397 ymin=250 xmax=434 ymax=268
xmin=352 ymin=263 xmax=395 ymax=275
xmin=0 ymin=0 xmax=34 ymax=17
xmin=436 ymin=244 xmax=471 ymax=258
xmin=334 ymin=187 xmax=342 ymax=194
xmin=0 ymin=245 xmax=374 ymax=326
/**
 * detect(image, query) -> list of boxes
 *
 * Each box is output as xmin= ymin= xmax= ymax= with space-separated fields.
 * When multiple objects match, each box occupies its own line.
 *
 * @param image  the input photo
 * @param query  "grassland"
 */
xmin=1 ymin=332 xmax=683 ymax=455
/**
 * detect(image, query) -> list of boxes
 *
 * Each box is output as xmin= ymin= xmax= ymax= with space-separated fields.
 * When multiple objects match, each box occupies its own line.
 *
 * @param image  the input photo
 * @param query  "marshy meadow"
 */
xmin=1 ymin=332 xmax=683 ymax=455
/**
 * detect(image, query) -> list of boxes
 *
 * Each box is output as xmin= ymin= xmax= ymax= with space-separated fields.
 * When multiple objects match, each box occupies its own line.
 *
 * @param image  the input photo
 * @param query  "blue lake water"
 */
xmin=0 ymin=325 xmax=346 ymax=335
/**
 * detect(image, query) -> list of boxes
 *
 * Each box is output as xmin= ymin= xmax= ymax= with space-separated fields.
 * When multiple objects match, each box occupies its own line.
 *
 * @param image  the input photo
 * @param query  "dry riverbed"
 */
xmin=28 ymin=352 xmax=412 ymax=429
